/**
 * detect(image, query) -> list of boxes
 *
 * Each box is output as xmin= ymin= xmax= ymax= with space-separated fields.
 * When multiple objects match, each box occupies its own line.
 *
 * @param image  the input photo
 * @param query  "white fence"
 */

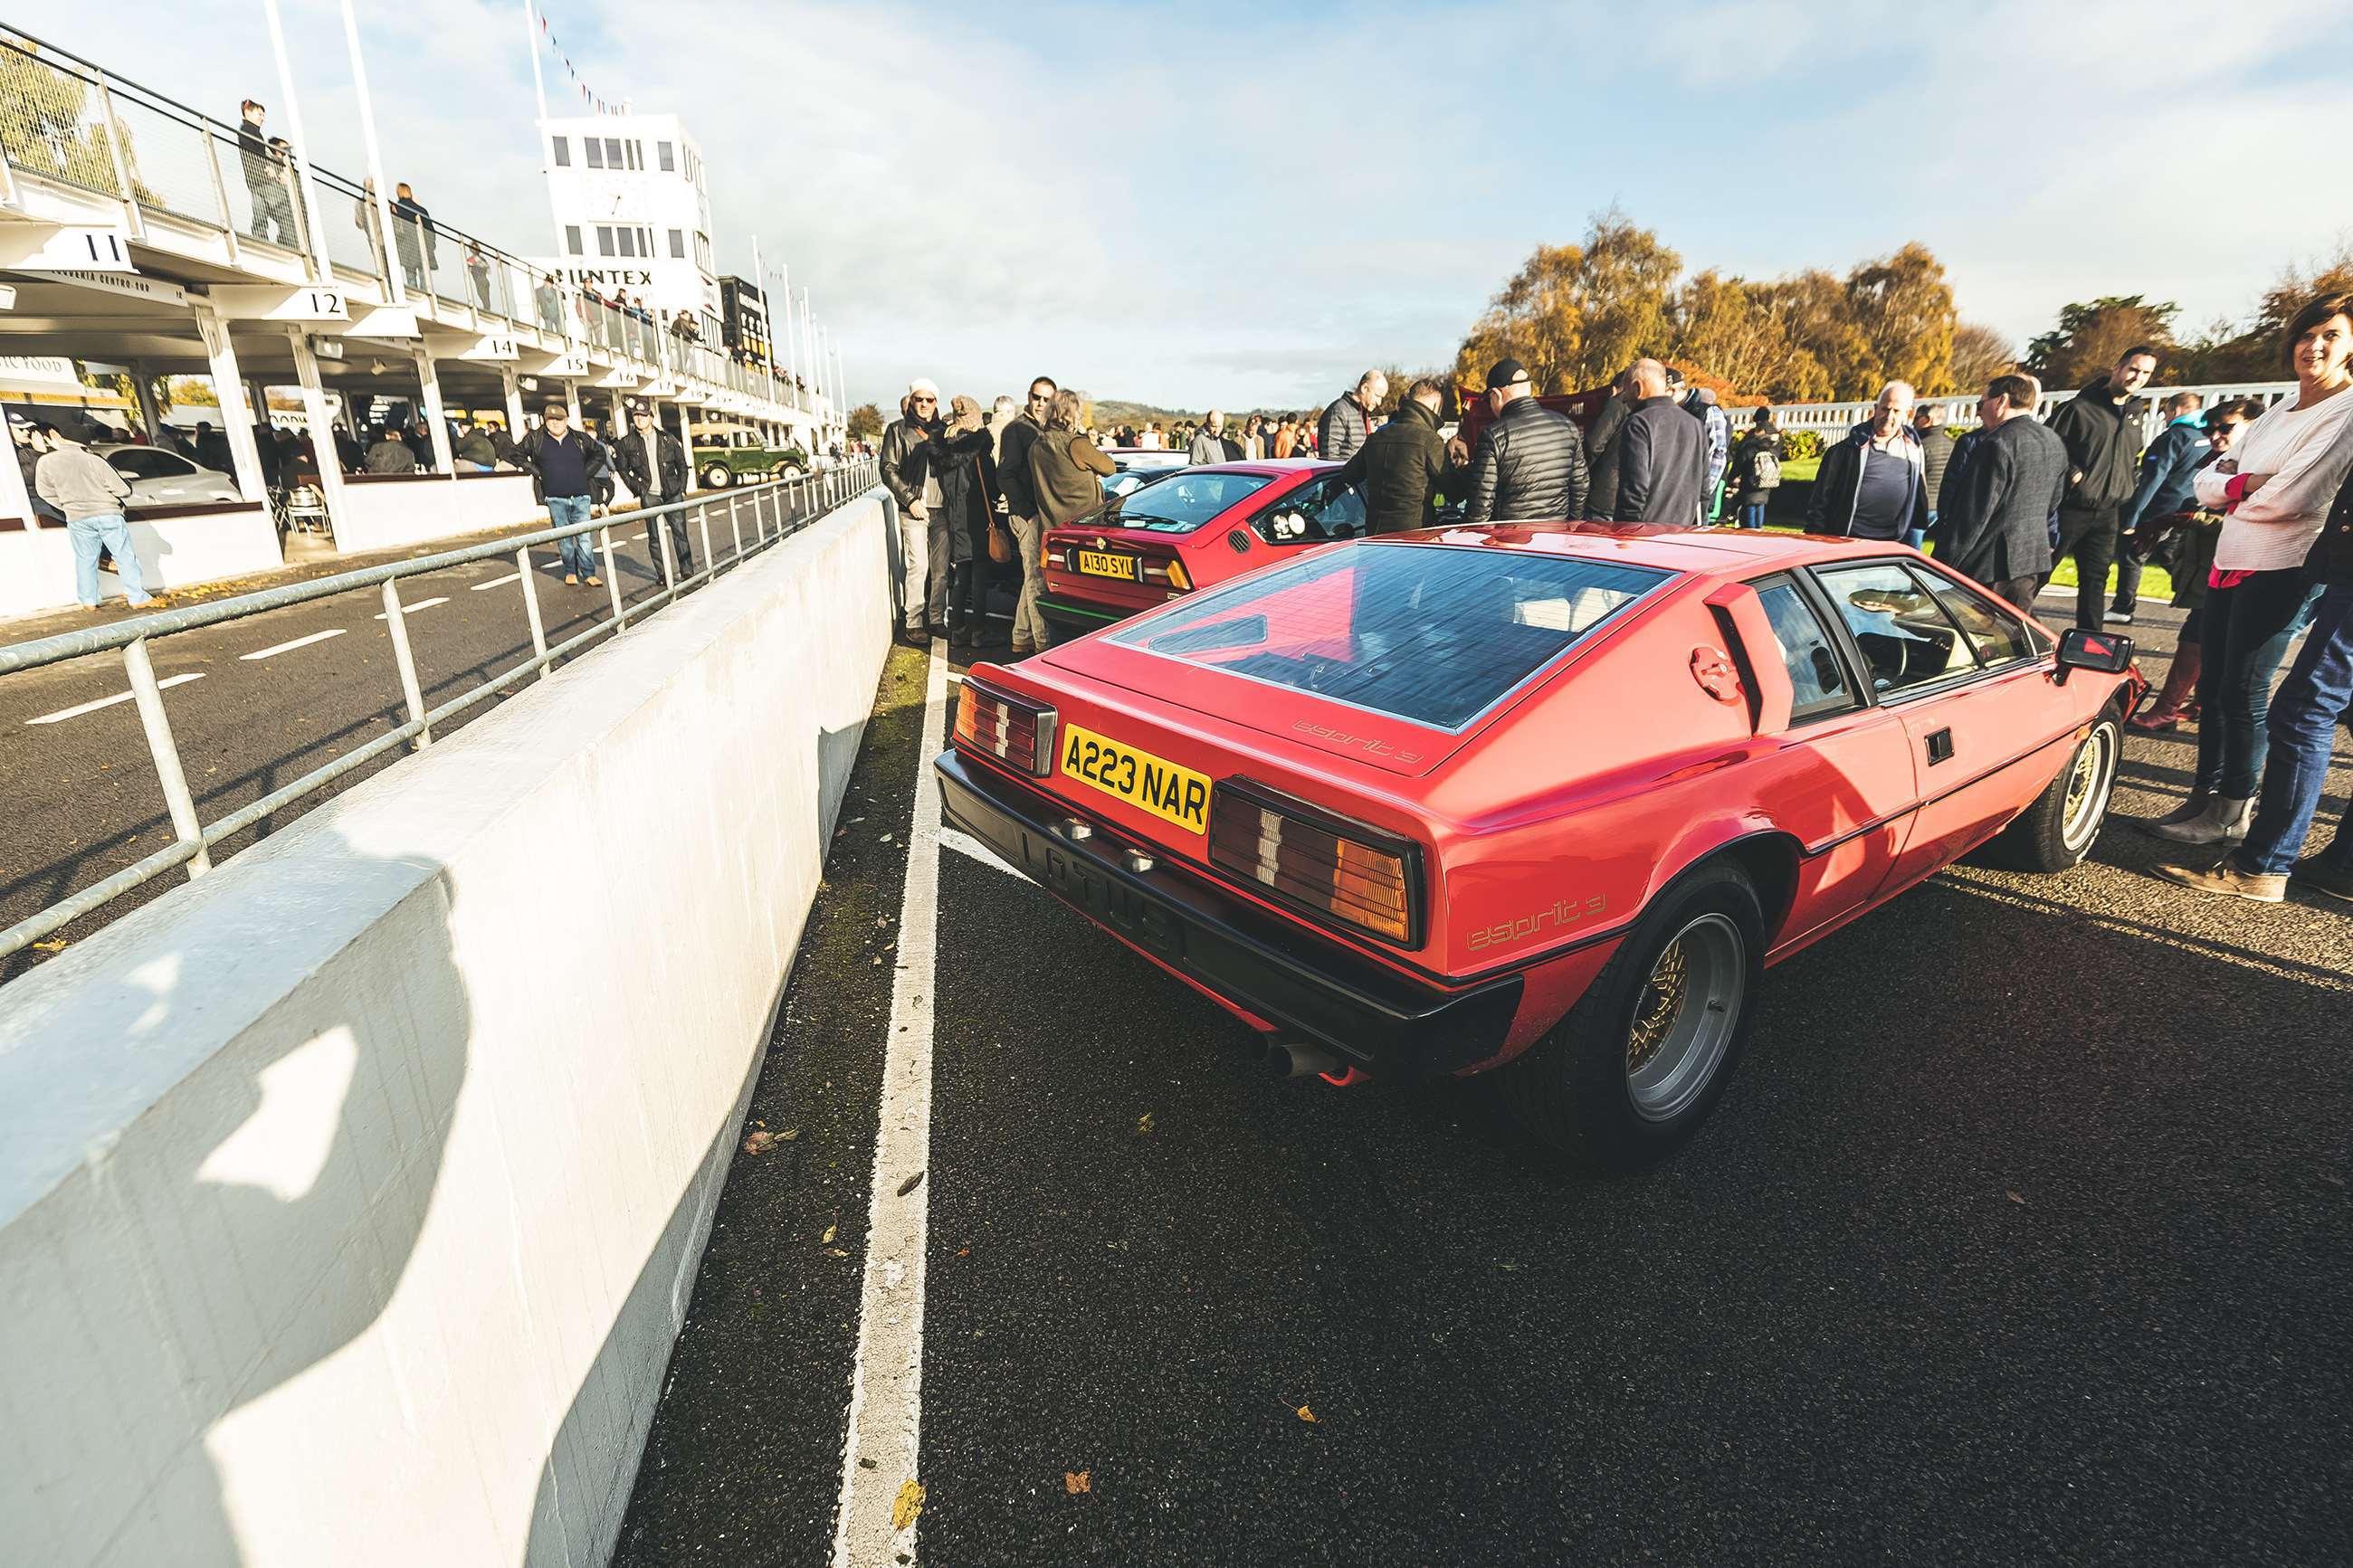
xmin=1764 ymin=382 xmax=2297 ymax=443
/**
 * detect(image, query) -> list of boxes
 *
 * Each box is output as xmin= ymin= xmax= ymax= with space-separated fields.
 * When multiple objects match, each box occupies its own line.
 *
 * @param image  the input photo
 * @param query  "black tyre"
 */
xmin=1986 ymin=714 xmax=2120 ymax=872
xmin=702 ymin=462 xmax=734 ymax=489
xmin=1504 ymin=860 xmax=1764 ymax=1170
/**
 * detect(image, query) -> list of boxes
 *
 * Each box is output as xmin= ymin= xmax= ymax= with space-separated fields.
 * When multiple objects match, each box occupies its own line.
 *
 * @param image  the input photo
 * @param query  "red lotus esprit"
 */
xmin=1039 ymin=460 xmax=1357 ymax=638
xmin=938 ymin=523 xmax=2139 ymax=1167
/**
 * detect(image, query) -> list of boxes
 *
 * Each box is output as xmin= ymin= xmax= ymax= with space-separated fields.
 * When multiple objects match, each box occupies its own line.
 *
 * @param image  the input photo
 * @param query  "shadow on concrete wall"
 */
xmin=141 ymin=837 xmax=472 ymax=1563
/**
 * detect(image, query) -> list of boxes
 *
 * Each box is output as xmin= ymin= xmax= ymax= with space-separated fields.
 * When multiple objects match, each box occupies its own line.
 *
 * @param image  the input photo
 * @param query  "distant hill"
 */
xmin=1087 ymin=396 xmax=1319 ymax=429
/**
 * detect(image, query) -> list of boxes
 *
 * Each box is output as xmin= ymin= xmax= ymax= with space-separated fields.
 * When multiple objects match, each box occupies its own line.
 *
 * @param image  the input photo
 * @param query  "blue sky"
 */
xmin=34 ymin=0 xmax=2353 ymax=410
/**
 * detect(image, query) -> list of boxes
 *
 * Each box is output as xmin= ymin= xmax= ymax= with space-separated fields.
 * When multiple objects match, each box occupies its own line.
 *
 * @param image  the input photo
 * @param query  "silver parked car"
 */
xmin=92 ymin=444 xmax=243 ymax=506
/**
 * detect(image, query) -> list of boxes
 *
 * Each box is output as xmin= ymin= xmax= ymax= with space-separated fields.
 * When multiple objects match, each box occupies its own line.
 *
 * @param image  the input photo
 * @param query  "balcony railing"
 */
xmin=0 ymin=24 xmax=815 ymax=417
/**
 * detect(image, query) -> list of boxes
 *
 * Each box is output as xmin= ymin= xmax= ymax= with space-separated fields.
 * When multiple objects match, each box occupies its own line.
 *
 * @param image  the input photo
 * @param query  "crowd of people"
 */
xmin=889 ymin=292 xmax=2353 ymax=904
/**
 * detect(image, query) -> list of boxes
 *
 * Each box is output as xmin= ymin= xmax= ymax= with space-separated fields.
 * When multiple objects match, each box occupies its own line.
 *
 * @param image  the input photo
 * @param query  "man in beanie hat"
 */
xmin=881 ymin=377 xmax=946 ymax=642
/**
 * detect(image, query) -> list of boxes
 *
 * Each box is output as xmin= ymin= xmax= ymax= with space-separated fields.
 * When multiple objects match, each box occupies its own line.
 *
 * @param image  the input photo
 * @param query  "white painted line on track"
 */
xmin=831 ymin=636 xmax=948 ymax=1568
xmin=26 ymin=672 xmax=204 ymax=725
xmin=940 ymin=825 xmax=1024 ymax=880
xmin=471 ymin=572 xmax=521 ymax=591
xmin=238 ymin=627 xmax=346 ymax=661
xmin=374 ymin=595 xmax=448 ymax=619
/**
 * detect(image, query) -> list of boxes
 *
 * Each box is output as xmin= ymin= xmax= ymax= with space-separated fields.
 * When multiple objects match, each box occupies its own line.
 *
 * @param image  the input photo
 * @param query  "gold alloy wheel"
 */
xmin=2061 ymin=723 xmax=2119 ymax=852
xmin=1623 ymin=912 xmax=1748 ymax=1123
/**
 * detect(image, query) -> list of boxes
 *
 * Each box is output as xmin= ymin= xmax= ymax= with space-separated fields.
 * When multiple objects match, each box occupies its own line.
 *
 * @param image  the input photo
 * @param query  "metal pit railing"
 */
xmin=0 ymin=461 xmax=879 ymax=964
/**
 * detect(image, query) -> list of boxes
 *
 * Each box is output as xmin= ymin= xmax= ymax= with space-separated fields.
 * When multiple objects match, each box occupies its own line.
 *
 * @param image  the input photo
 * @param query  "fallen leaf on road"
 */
xmin=1134 ymin=1113 xmax=1154 ymax=1136
xmin=31 ymin=940 xmax=67 ymax=953
xmin=1295 ymin=1405 xmax=1318 ymax=1423
xmin=891 ymin=1480 xmax=925 ymax=1531
xmin=897 ymin=1171 xmax=926 ymax=1196
xmin=821 ymin=1224 xmax=837 ymax=1244
xmin=824 ymin=1247 xmax=851 ymax=1258
xmin=743 ymin=1130 xmax=777 ymax=1155
xmin=2005 ymin=1191 xmax=2026 ymax=1205
xmin=858 ymin=1457 xmax=878 ymax=1470
xmin=1064 ymin=1470 xmax=1091 ymax=1494
xmin=955 ymin=1248 xmax=969 ymax=1257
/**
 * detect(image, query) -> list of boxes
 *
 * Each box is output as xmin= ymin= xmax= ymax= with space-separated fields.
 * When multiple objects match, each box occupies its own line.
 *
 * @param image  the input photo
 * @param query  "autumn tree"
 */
xmin=2025 ymin=295 xmax=2180 ymax=387
xmin=1666 ymin=271 xmax=1818 ymax=402
xmin=2180 ymin=243 xmax=2353 ymax=381
xmin=1844 ymin=242 xmax=1958 ymax=393
xmin=1455 ymin=212 xmax=1681 ymax=394
xmin=846 ymin=402 xmax=883 ymax=442
xmin=1755 ymin=271 xmax=1876 ymax=401
xmin=1949 ymin=322 xmax=2017 ymax=392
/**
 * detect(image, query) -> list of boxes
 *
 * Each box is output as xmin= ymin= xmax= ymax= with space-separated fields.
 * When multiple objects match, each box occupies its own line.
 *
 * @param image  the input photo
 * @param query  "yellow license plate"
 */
xmin=1076 ymin=549 xmax=1138 ymax=581
xmin=1058 ymin=722 xmax=1210 ymax=835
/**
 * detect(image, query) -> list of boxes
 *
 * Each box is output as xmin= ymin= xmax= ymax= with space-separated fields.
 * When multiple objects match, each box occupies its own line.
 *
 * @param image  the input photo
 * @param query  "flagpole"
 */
xmin=777 ymin=261 xmax=797 ymax=418
xmin=337 ymin=0 xmax=406 ymax=309
xmin=519 ymin=0 xmax=561 ymax=257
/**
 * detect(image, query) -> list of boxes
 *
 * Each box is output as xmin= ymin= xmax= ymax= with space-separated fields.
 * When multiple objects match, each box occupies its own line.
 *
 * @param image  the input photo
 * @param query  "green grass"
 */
xmin=1778 ymin=456 xmax=1821 ymax=483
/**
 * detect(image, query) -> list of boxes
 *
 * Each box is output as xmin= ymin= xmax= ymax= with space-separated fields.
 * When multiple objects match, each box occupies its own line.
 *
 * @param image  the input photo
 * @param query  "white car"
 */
xmin=1099 ymin=446 xmax=1189 ymax=499
xmin=93 ymin=444 xmax=243 ymax=506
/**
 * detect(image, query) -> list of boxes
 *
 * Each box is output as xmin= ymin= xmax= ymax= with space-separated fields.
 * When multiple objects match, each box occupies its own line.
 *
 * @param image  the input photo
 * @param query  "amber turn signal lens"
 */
xmin=1208 ymin=788 xmax=1413 ymax=943
xmin=954 ymin=679 xmax=1057 ymax=776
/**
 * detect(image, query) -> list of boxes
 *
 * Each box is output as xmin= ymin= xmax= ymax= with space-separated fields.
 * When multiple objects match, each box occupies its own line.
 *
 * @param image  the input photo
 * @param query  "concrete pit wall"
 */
xmin=0 ymin=490 xmax=894 ymax=1566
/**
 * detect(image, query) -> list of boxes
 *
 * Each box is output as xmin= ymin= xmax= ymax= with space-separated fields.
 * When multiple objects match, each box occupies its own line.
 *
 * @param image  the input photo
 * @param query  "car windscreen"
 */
xmin=1105 ymin=470 xmax=1274 ymax=533
xmin=1110 ymin=541 xmax=1672 ymax=730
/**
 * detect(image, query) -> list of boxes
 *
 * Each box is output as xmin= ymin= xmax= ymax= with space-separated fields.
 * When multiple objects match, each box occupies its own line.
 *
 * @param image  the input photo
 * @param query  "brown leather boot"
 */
xmin=2129 ymin=643 xmax=2202 ymax=731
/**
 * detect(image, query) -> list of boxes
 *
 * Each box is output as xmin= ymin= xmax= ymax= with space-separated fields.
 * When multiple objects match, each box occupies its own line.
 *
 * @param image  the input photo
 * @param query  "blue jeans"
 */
xmin=2239 ymin=585 xmax=2353 ymax=874
xmin=2192 ymin=567 xmax=2322 ymax=799
xmin=547 ymin=493 xmax=597 ymax=576
xmin=69 ymin=513 xmax=152 ymax=606
xmin=1903 ymin=510 xmax=1933 ymax=551
xmin=1739 ymin=502 xmax=1767 ymax=530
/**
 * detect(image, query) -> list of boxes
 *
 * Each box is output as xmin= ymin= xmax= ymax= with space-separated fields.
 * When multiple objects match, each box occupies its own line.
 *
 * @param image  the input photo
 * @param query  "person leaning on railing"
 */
xmin=2146 ymin=291 xmax=2353 ymax=847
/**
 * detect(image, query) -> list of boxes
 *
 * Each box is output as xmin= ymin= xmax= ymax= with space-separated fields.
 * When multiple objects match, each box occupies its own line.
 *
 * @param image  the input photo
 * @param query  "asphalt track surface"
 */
xmin=0 ymin=486 xmax=809 ymax=984
xmin=614 ymin=611 xmax=2350 ymax=1566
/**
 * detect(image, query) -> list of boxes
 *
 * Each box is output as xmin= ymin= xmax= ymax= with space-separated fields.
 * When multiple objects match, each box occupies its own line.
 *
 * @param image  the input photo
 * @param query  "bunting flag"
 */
xmin=530 ymin=3 xmax=617 ymax=115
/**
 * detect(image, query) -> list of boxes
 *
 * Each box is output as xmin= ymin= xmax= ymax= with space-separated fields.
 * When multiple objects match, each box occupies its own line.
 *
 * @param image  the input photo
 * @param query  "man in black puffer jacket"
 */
xmin=1462 ymin=358 xmax=1587 ymax=523
xmin=1332 ymin=377 xmax=1463 ymax=532
xmin=2045 ymin=347 xmax=2156 ymax=629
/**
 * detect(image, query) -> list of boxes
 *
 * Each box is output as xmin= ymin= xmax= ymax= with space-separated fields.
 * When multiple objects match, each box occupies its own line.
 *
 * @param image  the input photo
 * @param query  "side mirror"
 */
xmin=2053 ymin=625 xmax=2134 ymax=685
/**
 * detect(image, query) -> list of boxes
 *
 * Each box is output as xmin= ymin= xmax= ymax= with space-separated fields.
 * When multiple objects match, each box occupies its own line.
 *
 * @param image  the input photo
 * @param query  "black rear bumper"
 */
xmin=934 ymin=749 xmax=1521 ymax=1078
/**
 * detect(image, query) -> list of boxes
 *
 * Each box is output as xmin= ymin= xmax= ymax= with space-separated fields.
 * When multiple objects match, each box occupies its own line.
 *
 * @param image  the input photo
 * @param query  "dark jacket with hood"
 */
xmin=1331 ymin=398 xmax=1463 ymax=533
xmin=928 ymin=424 xmax=996 ymax=560
xmin=1807 ymin=420 xmax=1928 ymax=540
xmin=1584 ymin=393 xmax=1631 ymax=518
xmin=1730 ymin=428 xmax=1784 ymax=508
xmin=1933 ymin=414 xmax=2067 ymax=586
xmin=1615 ymin=395 xmax=1707 ymax=525
xmin=1465 ymin=394 xmax=1588 ymax=523
xmin=2047 ymin=374 xmax=2148 ymax=513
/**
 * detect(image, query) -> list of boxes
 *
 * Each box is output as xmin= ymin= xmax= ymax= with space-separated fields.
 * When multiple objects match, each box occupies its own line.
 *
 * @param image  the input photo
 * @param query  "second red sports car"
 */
xmin=1039 ymin=460 xmax=1357 ymax=638
xmin=941 ymin=522 xmax=2139 ymax=1168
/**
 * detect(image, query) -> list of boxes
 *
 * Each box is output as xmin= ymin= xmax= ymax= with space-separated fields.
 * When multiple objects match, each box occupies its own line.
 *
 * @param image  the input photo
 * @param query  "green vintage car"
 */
xmin=690 ymin=423 xmax=810 ymax=489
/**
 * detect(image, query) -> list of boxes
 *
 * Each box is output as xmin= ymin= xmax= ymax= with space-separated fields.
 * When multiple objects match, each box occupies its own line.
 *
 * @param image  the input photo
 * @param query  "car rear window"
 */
xmin=1107 ymin=470 xmax=1273 ymax=532
xmin=1110 ymin=541 xmax=1672 ymax=730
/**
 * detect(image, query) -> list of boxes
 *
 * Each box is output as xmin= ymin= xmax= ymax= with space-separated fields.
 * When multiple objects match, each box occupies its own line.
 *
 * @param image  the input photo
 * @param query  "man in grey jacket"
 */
xmin=1186 ymin=410 xmax=1240 ymax=465
xmin=1317 ymin=371 xmax=1386 ymax=464
xmin=1615 ymin=360 xmax=1708 ymax=525
xmin=34 ymin=426 xmax=154 ymax=610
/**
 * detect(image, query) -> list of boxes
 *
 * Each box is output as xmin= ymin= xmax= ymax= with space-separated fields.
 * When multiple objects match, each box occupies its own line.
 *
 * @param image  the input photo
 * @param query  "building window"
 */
xmin=604 ymin=137 xmax=622 ymax=167
xmin=616 ymin=228 xmax=634 ymax=258
xmin=584 ymin=138 xmax=604 ymax=169
xmin=641 ymin=227 xmax=654 ymax=257
xmin=625 ymin=140 xmax=642 ymax=171
xmin=596 ymin=225 xmax=615 ymax=257
xmin=658 ymin=140 xmax=674 ymax=173
xmin=668 ymin=228 xmax=684 ymax=260
xmin=551 ymin=135 xmax=570 ymax=167
xmin=566 ymin=224 xmax=583 ymax=256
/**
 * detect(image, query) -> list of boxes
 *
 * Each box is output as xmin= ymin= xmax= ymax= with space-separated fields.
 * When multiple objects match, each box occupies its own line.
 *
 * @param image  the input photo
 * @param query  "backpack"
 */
xmin=1750 ymin=444 xmax=1781 ymax=489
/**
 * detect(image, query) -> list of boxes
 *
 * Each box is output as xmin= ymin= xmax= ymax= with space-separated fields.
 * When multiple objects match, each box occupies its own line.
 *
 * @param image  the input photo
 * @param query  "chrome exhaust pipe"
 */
xmin=1265 ymin=1041 xmax=1339 ymax=1079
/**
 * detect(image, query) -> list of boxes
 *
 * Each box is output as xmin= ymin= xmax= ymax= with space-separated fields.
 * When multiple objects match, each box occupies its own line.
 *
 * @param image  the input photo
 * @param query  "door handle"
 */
xmin=1924 ymin=727 xmax=1954 ymax=765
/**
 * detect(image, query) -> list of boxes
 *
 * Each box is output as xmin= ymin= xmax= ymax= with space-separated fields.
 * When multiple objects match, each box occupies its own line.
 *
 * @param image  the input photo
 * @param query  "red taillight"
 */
xmin=1208 ymin=782 xmax=1419 ymax=946
xmin=1141 ymin=556 xmax=1192 ymax=592
xmin=954 ymin=678 xmax=1058 ymax=776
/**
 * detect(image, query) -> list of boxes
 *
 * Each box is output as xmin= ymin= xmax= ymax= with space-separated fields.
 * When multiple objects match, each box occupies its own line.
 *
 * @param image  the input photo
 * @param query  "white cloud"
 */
xmin=23 ymin=0 xmax=2353 ymax=408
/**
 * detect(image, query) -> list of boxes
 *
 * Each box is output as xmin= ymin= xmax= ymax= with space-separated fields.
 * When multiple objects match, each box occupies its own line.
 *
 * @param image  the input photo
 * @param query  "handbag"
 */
xmin=987 ymin=522 xmax=1015 ymax=565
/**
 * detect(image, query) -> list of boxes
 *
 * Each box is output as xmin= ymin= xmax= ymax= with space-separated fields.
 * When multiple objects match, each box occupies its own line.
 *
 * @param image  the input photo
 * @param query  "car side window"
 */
xmin=1253 ymin=476 xmax=1365 ymax=546
xmin=1814 ymin=562 xmax=1979 ymax=697
xmin=109 ymin=450 xmax=184 ymax=480
xmin=1906 ymin=565 xmax=2035 ymax=665
xmin=1752 ymin=578 xmax=1859 ymax=721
